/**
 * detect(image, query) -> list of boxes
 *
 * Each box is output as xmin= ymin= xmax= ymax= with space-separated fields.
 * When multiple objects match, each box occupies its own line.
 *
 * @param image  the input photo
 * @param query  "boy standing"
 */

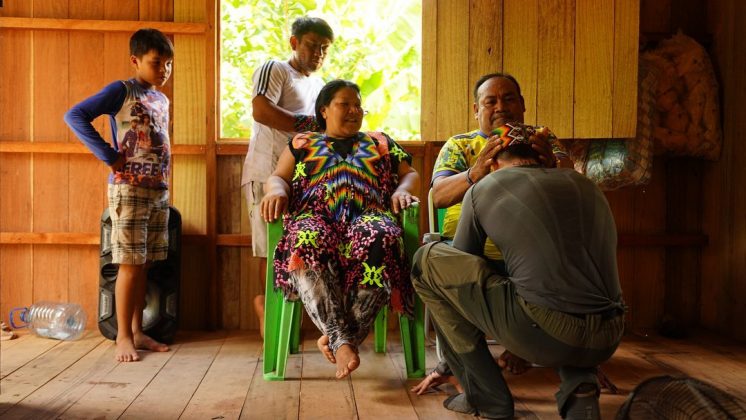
xmin=65 ymin=28 xmax=174 ymax=362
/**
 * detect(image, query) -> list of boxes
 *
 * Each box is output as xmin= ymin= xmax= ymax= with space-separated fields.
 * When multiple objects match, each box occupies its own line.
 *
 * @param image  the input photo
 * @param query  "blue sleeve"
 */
xmin=64 ymin=81 xmax=127 ymax=165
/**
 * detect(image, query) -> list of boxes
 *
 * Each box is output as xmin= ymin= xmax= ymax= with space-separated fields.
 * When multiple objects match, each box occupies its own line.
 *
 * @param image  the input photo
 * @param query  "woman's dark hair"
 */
xmin=292 ymin=17 xmax=334 ymax=42
xmin=130 ymin=28 xmax=174 ymax=58
xmin=315 ymin=79 xmax=360 ymax=131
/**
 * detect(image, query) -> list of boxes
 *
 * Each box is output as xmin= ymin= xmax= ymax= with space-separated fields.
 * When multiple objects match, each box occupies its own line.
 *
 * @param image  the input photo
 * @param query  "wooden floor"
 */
xmin=1 ymin=329 xmax=745 ymax=419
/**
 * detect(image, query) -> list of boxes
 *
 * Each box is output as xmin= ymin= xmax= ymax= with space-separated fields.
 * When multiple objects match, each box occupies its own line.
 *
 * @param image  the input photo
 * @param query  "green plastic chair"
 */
xmin=262 ymin=203 xmax=425 ymax=380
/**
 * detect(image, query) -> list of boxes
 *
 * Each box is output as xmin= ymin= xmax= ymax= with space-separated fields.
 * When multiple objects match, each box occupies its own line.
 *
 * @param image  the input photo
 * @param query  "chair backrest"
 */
xmin=425 ymin=188 xmax=447 ymax=243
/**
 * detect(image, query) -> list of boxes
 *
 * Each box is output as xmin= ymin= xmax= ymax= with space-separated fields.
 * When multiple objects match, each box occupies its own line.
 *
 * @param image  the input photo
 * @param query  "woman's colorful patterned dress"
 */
xmin=273 ymin=131 xmax=414 ymax=352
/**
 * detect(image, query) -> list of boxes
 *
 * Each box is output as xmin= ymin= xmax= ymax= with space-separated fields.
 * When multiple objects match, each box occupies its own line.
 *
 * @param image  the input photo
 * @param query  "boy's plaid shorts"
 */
xmin=107 ymin=184 xmax=169 ymax=265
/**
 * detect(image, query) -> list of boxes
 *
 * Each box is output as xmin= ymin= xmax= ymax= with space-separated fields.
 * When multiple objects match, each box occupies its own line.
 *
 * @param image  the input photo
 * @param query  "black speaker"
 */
xmin=99 ymin=206 xmax=181 ymax=343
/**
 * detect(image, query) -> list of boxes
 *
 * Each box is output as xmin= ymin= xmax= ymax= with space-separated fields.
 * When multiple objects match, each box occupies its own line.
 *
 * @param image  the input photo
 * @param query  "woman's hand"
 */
xmin=391 ymin=191 xmax=420 ymax=214
xmin=260 ymin=190 xmax=289 ymax=222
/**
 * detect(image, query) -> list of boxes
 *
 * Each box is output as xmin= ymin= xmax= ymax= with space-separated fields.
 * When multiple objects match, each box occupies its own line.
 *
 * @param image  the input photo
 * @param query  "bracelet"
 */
xmin=465 ymin=167 xmax=475 ymax=186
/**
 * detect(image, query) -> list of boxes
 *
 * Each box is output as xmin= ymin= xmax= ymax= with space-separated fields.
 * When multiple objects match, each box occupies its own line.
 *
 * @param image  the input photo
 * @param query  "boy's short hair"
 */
xmin=291 ymin=17 xmax=334 ymax=42
xmin=130 ymin=28 xmax=174 ymax=58
xmin=497 ymin=143 xmax=541 ymax=162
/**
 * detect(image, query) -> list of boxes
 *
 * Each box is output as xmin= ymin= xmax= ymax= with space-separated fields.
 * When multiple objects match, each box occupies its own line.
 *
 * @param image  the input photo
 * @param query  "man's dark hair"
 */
xmin=473 ymin=72 xmax=522 ymax=103
xmin=497 ymin=143 xmax=541 ymax=163
xmin=130 ymin=28 xmax=174 ymax=58
xmin=292 ymin=17 xmax=334 ymax=42
xmin=315 ymin=79 xmax=360 ymax=130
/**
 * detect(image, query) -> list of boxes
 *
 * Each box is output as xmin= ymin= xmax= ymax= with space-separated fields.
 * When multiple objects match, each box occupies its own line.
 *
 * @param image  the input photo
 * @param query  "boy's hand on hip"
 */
xmin=110 ymin=153 xmax=126 ymax=173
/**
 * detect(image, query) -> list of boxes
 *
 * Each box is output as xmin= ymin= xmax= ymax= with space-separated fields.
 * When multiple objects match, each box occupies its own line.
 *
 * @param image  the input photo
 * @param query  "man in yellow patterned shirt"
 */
xmin=431 ymin=72 xmax=571 ymax=265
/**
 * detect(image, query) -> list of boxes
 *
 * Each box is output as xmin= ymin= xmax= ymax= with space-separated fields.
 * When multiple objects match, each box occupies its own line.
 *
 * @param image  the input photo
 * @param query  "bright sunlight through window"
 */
xmin=220 ymin=0 xmax=422 ymax=140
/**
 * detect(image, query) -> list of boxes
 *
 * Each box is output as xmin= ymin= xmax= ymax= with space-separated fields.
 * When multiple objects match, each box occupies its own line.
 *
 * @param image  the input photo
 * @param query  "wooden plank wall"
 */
xmin=0 ymin=0 xmax=214 ymax=330
xmin=421 ymin=0 xmax=639 ymax=141
xmin=700 ymin=0 xmax=746 ymax=341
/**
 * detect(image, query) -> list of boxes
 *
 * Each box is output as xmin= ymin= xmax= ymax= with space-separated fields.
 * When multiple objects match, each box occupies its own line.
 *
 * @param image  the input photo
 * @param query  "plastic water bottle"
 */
xmin=9 ymin=302 xmax=87 ymax=341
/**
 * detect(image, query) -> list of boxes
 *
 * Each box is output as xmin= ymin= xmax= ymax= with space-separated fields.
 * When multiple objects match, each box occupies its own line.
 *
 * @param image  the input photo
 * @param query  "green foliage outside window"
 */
xmin=220 ymin=0 xmax=422 ymax=140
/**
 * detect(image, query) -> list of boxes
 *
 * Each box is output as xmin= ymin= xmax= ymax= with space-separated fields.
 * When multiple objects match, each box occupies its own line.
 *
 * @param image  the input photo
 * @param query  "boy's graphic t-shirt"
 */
xmin=64 ymin=78 xmax=170 ymax=190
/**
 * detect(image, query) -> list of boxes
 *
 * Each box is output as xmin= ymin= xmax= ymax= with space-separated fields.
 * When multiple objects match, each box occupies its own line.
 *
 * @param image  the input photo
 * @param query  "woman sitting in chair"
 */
xmin=261 ymin=79 xmax=420 ymax=379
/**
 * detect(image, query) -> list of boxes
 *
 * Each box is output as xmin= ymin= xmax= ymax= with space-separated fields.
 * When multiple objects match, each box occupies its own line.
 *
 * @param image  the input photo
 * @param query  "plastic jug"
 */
xmin=9 ymin=302 xmax=87 ymax=340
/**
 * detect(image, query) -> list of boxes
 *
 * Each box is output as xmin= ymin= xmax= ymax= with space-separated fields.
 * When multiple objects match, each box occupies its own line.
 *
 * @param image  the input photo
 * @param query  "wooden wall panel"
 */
xmin=217 ymin=154 xmax=243 ymax=329
xmin=172 ymin=161 xmax=206 ymax=235
xmin=612 ymin=0 xmax=640 ymax=137
xmin=172 ymin=0 xmax=210 ymax=329
xmin=727 ymin=0 xmax=746 ymax=343
xmin=699 ymin=0 xmax=732 ymax=332
xmin=420 ymin=0 xmax=437 ymax=141
xmin=631 ymin=162 xmax=666 ymax=328
xmin=175 ymin=0 xmax=206 ymax=22
xmin=173 ymin=37 xmax=207 ymax=146
xmin=574 ymin=0 xmax=613 ymax=137
xmin=604 ymin=189 xmax=636 ymax=324
xmin=32 ymin=0 xmax=71 ymax=305
xmin=67 ymin=0 xmax=108 ymax=329
xmin=604 ymin=161 xmax=667 ymax=330
xmin=423 ymin=0 xmax=637 ymax=139
xmin=640 ymin=0 xmax=671 ymax=34
xmin=701 ymin=0 xmax=746 ymax=341
xmin=467 ymin=0 xmax=502 ymax=132
xmin=435 ymin=1 xmax=469 ymax=139
xmin=537 ymin=0 xmax=575 ymax=138
xmin=179 ymin=243 xmax=208 ymax=329
xmin=0 ymin=1 xmax=33 ymax=322
xmin=665 ymin=159 xmax=702 ymax=331
xmin=503 ymin=0 xmax=539 ymax=125
xmin=140 ymin=0 xmax=175 ymax=22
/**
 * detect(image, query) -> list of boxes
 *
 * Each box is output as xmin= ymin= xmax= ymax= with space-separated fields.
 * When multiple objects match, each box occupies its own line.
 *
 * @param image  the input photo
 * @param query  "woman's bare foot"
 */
xmin=115 ymin=337 xmax=140 ymax=362
xmin=317 ymin=335 xmax=335 ymax=363
xmin=335 ymin=344 xmax=360 ymax=379
xmin=497 ymin=350 xmax=531 ymax=374
xmin=254 ymin=294 xmax=265 ymax=339
xmin=134 ymin=332 xmax=170 ymax=352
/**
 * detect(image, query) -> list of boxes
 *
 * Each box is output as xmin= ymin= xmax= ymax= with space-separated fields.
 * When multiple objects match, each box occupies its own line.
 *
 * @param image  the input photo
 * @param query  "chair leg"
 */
xmin=290 ymin=303 xmax=302 ymax=354
xmin=399 ymin=295 xmax=426 ymax=378
xmin=263 ymin=272 xmax=302 ymax=382
xmin=374 ymin=305 xmax=388 ymax=353
xmin=262 ymin=284 xmax=283 ymax=380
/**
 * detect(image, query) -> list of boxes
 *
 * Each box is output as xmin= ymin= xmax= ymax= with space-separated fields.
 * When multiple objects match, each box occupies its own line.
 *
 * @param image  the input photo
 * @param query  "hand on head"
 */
xmin=529 ymin=127 xmax=557 ymax=168
xmin=471 ymin=135 xmax=506 ymax=179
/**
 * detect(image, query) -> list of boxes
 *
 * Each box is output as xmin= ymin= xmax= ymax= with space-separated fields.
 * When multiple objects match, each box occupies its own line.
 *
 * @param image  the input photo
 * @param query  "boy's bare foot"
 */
xmin=497 ymin=350 xmax=531 ymax=374
xmin=134 ymin=332 xmax=170 ymax=352
xmin=335 ymin=344 xmax=359 ymax=379
xmin=317 ymin=335 xmax=335 ymax=363
xmin=254 ymin=294 xmax=265 ymax=339
xmin=115 ymin=337 xmax=140 ymax=362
